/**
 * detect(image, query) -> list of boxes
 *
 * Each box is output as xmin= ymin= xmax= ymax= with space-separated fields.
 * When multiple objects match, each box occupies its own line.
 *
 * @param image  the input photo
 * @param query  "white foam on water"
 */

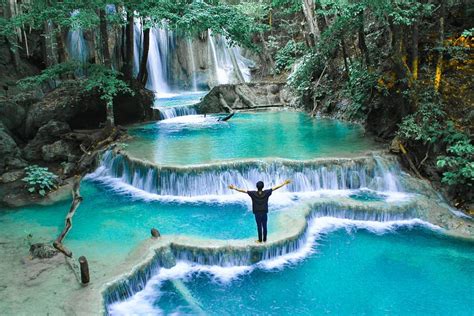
xmin=85 ymin=170 xmax=411 ymax=209
xmin=158 ymin=114 xmax=221 ymax=125
xmin=108 ymin=217 xmax=441 ymax=315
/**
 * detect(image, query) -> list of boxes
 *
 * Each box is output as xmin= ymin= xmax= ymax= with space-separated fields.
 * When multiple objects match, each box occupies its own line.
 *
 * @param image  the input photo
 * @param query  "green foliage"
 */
xmin=344 ymin=61 xmax=378 ymax=120
xmin=288 ymin=51 xmax=325 ymax=95
xmin=17 ymin=61 xmax=133 ymax=107
xmin=22 ymin=165 xmax=58 ymax=197
xmin=437 ymin=140 xmax=474 ymax=186
xmin=398 ymin=91 xmax=447 ymax=144
xmin=461 ymin=28 xmax=473 ymax=37
xmin=398 ymin=90 xmax=473 ymax=186
xmin=274 ymin=40 xmax=307 ymax=73
xmin=17 ymin=61 xmax=80 ymax=89
xmin=83 ymin=64 xmax=134 ymax=107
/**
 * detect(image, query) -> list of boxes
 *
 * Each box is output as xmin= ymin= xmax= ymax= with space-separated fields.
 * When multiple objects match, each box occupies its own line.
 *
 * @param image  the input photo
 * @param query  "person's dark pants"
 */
xmin=254 ymin=213 xmax=268 ymax=242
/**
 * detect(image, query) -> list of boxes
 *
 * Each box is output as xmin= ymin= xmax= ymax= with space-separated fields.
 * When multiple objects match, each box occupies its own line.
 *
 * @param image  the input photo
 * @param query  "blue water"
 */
xmin=149 ymin=227 xmax=474 ymax=315
xmin=154 ymin=91 xmax=207 ymax=107
xmin=0 ymin=180 xmax=271 ymax=259
xmin=125 ymin=111 xmax=380 ymax=165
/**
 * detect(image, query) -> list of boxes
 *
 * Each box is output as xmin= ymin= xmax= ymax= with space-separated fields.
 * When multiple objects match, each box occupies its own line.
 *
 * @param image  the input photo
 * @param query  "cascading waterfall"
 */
xmin=146 ymin=27 xmax=173 ymax=95
xmin=157 ymin=105 xmax=197 ymax=120
xmin=131 ymin=21 xmax=253 ymax=94
xmin=133 ymin=18 xmax=143 ymax=77
xmin=104 ymin=209 xmax=428 ymax=311
xmin=208 ymin=29 xmax=229 ymax=84
xmin=66 ymin=10 xmax=89 ymax=66
xmin=187 ymin=38 xmax=198 ymax=91
xmin=207 ymin=30 xmax=253 ymax=85
xmin=89 ymin=150 xmax=403 ymax=197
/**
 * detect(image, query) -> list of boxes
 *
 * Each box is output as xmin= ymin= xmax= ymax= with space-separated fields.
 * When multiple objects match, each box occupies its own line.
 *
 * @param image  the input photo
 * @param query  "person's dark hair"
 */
xmin=256 ymin=181 xmax=264 ymax=190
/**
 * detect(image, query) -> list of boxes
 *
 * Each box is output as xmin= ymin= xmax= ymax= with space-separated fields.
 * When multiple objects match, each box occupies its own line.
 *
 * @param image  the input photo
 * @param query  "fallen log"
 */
xmin=53 ymin=175 xmax=83 ymax=257
xmin=399 ymin=143 xmax=424 ymax=179
xmin=218 ymin=112 xmax=235 ymax=122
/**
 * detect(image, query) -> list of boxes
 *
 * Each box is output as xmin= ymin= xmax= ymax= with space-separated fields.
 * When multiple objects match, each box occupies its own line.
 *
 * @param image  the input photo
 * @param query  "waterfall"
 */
xmin=207 ymin=30 xmax=253 ymax=85
xmin=133 ymin=18 xmax=143 ymax=77
xmin=145 ymin=27 xmax=173 ymax=95
xmin=66 ymin=11 xmax=89 ymax=65
xmin=131 ymin=22 xmax=253 ymax=93
xmin=187 ymin=38 xmax=198 ymax=91
xmin=208 ymin=30 xmax=229 ymax=84
xmin=104 ymin=210 xmax=426 ymax=311
xmin=157 ymin=105 xmax=197 ymax=120
xmin=89 ymin=151 xmax=404 ymax=197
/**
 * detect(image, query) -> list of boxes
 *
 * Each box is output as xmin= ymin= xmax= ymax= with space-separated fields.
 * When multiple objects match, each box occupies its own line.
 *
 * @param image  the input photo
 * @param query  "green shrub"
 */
xmin=398 ymin=91 xmax=447 ymax=144
xmin=22 ymin=165 xmax=58 ymax=197
xmin=344 ymin=61 xmax=378 ymax=120
xmin=398 ymin=90 xmax=473 ymax=187
xmin=274 ymin=40 xmax=307 ymax=74
xmin=437 ymin=140 xmax=474 ymax=186
xmin=288 ymin=51 xmax=324 ymax=95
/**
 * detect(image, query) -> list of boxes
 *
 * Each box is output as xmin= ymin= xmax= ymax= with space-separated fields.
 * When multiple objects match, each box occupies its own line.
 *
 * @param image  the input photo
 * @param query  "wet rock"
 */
xmin=29 ymin=243 xmax=58 ymax=259
xmin=24 ymin=82 xmax=90 ymax=137
xmin=0 ymin=170 xmax=24 ymax=183
xmin=0 ymin=123 xmax=27 ymax=174
xmin=22 ymin=120 xmax=71 ymax=161
xmin=0 ymin=100 xmax=26 ymax=131
xmin=25 ymin=80 xmax=154 ymax=137
xmin=62 ymin=162 xmax=76 ymax=176
xmin=197 ymin=82 xmax=290 ymax=114
xmin=41 ymin=140 xmax=76 ymax=162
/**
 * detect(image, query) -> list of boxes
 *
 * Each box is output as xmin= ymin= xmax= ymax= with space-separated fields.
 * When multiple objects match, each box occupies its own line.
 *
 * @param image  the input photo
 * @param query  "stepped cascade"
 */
xmin=90 ymin=150 xmax=402 ymax=197
xmin=1 ymin=2 xmax=473 ymax=315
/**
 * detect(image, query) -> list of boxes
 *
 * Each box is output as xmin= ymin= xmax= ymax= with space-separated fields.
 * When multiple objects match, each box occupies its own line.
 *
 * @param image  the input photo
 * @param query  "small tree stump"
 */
xmin=78 ymin=256 xmax=90 ymax=284
xmin=151 ymin=228 xmax=160 ymax=238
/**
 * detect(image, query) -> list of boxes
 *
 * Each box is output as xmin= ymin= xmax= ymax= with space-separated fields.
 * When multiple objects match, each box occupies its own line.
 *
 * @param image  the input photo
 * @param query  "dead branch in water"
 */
xmin=53 ymin=176 xmax=83 ymax=257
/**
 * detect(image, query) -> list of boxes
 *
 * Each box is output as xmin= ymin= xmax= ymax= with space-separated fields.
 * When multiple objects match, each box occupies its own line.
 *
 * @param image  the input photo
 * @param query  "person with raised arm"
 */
xmin=229 ymin=179 xmax=291 ymax=243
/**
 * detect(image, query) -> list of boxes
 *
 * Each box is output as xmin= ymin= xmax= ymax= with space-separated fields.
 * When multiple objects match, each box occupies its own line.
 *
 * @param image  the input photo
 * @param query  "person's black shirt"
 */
xmin=247 ymin=189 xmax=272 ymax=214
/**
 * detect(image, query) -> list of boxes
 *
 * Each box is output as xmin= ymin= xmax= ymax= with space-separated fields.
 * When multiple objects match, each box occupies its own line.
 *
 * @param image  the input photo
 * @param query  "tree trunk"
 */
xmin=53 ymin=176 xmax=83 ymax=258
xmin=434 ymin=2 xmax=445 ymax=92
xmin=301 ymin=0 xmax=320 ymax=45
xmin=124 ymin=10 xmax=134 ymax=80
xmin=358 ymin=11 xmax=370 ymax=67
xmin=99 ymin=8 xmax=111 ymax=68
xmin=4 ymin=0 xmax=20 ymax=69
xmin=137 ymin=27 xmax=150 ymax=84
xmin=411 ymin=22 xmax=419 ymax=80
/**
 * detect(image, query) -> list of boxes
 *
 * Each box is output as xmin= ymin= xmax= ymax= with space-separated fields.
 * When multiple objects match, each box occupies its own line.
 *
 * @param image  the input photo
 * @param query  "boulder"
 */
xmin=29 ymin=243 xmax=58 ymax=259
xmin=24 ymin=82 xmax=94 ymax=137
xmin=0 ymin=100 xmax=26 ymax=132
xmin=23 ymin=120 xmax=71 ymax=161
xmin=0 ymin=170 xmax=24 ymax=183
xmin=0 ymin=123 xmax=26 ymax=174
xmin=196 ymin=82 xmax=288 ymax=114
xmin=41 ymin=140 xmax=77 ymax=162
xmin=25 ymin=80 xmax=154 ymax=137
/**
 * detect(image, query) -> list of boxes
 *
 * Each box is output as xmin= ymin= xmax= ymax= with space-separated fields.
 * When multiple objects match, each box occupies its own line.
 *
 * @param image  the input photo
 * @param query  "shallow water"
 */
xmin=0 ymin=181 xmax=272 ymax=260
xmin=125 ymin=111 xmax=381 ymax=165
xmin=153 ymin=91 xmax=207 ymax=108
xmin=112 ymin=226 xmax=474 ymax=315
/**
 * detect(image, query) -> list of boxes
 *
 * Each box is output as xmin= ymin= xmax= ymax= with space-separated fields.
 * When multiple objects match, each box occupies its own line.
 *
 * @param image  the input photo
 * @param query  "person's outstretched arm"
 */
xmin=228 ymin=184 xmax=248 ymax=193
xmin=272 ymin=179 xmax=291 ymax=191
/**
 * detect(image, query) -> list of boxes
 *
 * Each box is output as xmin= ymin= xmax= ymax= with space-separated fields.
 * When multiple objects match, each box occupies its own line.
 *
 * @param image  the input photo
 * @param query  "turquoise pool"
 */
xmin=110 ymin=225 xmax=474 ymax=315
xmin=125 ymin=111 xmax=381 ymax=165
xmin=153 ymin=91 xmax=207 ymax=107
xmin=0 ymin=181 xmax=271 ymax=260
